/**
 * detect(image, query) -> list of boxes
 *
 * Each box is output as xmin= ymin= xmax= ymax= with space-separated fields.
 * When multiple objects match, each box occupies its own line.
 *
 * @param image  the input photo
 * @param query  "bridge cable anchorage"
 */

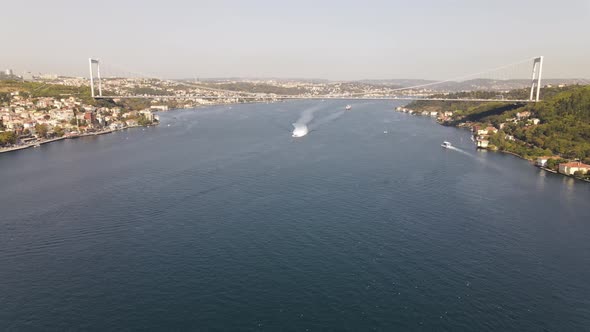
xmin=88 ymin=56 xmax=544 ymax=103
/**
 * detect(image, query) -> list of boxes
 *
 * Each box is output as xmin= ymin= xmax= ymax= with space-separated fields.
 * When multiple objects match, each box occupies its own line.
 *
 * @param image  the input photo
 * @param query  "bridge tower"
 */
xmin=88 ymin=58 xmax=102 ymax=98
xmin=529 ymin=56 xmax=543 ymax=102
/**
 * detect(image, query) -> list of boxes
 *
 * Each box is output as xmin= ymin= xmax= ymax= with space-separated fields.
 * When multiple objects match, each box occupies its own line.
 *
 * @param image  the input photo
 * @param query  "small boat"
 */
xmin=441 ymin=141 xmax=452 ymax=148
xmin=345 ymin=105 xmax=352 ymax=110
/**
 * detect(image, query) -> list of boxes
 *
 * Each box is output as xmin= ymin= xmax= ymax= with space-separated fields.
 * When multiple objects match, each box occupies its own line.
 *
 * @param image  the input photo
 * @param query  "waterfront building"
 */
xmin=140 ymin=109 xmax=155 ymax=121
xmin=558 ymin=162 xmax=590 ymax=175
xmin=150 ymin=105 xmax=169 ymax=111
xmin=535 ymin=156 xmax=558 ymax=167
xmin=476 ymin=139 xmax=489 ymax=148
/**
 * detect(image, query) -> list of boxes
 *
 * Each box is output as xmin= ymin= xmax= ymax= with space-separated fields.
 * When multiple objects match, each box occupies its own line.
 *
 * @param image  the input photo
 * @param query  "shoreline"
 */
xmin=0 ymin=102 xmax=264 ymax=155
xmin=3 ymin=103 xmax=590 ymax=184
xmin=474 ymin=138 xmax=590 ymax=183
xmin=398 ymin=108 xmax=590 ymax=184
xmin=0 ymin=124 xmax=151 ymax=155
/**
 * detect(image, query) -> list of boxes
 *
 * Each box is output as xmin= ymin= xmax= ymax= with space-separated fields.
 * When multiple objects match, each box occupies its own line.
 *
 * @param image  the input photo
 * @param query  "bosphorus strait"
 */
xmin=1 ymin=101 xmax=589 ymax=330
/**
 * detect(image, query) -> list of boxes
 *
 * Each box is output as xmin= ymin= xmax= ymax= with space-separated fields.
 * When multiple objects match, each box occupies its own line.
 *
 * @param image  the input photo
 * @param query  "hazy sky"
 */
xmin=1 ymin=0 xmax=589 ymax=80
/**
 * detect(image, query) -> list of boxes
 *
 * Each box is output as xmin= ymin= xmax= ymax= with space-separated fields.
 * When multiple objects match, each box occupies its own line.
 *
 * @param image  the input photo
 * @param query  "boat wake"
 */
xmin=447 ymin=145 xmax=472 ymax=157
xmin=445 ymin=144 xmax=504 ymax=172
xmin=311 ymin=110 xmax=345 ymax=128
xmin=292 ymin=106 xmax=346 ymax=138
xmin=291 ymin=106 xmax=321 ymax=138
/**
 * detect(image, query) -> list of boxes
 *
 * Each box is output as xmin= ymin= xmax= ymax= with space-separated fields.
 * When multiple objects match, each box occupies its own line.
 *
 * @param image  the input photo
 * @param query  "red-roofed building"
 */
xmin=558 ymin=162 xmax=590 ymax=175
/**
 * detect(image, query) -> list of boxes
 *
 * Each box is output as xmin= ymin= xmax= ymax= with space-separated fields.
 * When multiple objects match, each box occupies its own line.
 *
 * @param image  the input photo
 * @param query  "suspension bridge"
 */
xmin=88 ymin=56 xmax=544 ymax=103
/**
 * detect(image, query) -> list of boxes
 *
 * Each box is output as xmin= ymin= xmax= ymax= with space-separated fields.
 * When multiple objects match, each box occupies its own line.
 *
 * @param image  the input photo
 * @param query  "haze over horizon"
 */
xmin=1 ymin=0 xmax=589 ymax=80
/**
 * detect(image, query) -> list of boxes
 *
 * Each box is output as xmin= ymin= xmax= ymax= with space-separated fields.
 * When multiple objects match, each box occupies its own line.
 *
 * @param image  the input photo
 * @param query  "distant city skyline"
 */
xmin=1 ymin=0 xmax=589 ymax=80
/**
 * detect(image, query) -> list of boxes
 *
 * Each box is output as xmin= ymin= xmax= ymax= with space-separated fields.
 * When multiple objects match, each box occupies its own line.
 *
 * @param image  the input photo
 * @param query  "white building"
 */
xmin=535 ymin=156 xmax=555 ymax=167
xmin=140 ymin=110 xmax=154 ymax=121
xmin=558 ymin=162 xmax=590 ymax=175
xmin=150 ymin=105 xmax=169 ymax=111
xmin=477 ymin=140 xmax=489 ymax=148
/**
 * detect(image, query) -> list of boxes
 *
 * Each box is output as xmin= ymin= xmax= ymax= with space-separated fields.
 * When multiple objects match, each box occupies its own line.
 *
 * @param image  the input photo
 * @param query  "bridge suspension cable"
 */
xmin=384 ymin=57 xmax=536 ymax=92
xmin=88 ymin=56 xmax=545 ymax=102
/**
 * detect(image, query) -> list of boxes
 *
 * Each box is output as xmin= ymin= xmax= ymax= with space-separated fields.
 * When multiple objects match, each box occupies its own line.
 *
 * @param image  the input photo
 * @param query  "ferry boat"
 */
xmin=345 ymin=105 xmax=352 ymax=110
xmin=441 ymin=141 xmax=452 ymax=148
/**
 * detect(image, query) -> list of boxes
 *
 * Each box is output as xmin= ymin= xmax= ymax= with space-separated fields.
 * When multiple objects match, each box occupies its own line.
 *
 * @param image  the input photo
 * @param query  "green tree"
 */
xmin=54 ymin=126 xmax=65 ymax=137
xmin=136 ymin=114 xmax=153 ymax=126
xmin=0 ymin=92 xmax=10 ymax=103
xmin=34 ymin=124 xmax=49 ymax=138
xmin=573 ymin=170 xmax=586 ymax=178
xmin=0 ymin=131 xmax=17 ymax=146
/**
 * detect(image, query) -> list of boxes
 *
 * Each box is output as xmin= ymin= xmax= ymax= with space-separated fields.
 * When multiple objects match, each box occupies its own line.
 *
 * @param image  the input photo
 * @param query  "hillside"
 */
xmin=407 ymin=85 xmax=590 ymax=163
xmin=363 ymin=79 xmax=589 ymax=92
xmin=0 ymin=80 xmax=95 ymax=104
xmin=0 ymin=80 xmax=171 ymax=112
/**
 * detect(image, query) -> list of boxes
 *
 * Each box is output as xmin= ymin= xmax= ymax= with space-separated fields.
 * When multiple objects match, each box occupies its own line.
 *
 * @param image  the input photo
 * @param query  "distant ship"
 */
xmin=441 ymin=141 xmax=452 ymax=148
xmin=345 ymin=105 xmax=352 ymax=110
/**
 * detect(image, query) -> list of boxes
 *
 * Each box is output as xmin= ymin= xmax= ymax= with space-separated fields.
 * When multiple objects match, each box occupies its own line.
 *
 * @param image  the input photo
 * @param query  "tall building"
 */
xmin=5 ymin=69 xmax=13 ymax=76
xmin=22 ymin=71 xmax=34 ymax=81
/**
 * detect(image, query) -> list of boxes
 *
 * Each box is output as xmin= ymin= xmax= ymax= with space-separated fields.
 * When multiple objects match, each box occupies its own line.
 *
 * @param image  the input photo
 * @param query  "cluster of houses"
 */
xmin=395 ymin=106 xmax=454 ymax=121
xmin=0 ymin=91 xmax=158 ymax=145
xmin=395 ymin=105 xmax=589 ymax=179
xmin=473 ymin=115 xmax=589 ymax=177
xmin=472 ymin=111 xmax=542 ymax=149
xmin=472 ymin=125 xmax=500 ymax=148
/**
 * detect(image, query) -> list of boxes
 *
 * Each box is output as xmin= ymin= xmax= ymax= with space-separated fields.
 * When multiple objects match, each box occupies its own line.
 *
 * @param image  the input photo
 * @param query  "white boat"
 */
xmin=441 ymin=141 xmax=452 ymax=148
xmin=292 ymin=124 xmax=309 ymax=138
xmin=345 ymin=105 xmax=352 ymax=110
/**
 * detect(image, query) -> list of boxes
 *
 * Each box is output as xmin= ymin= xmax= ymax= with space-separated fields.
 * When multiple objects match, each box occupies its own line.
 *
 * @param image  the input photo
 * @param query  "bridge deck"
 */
xmin=94 ymin=95 xmax=535 ymax=103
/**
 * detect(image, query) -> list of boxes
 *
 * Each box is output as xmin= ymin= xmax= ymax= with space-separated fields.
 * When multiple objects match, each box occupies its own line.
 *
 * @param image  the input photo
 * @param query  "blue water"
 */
xmin=1 ymin=100 xmax=589 ymax=331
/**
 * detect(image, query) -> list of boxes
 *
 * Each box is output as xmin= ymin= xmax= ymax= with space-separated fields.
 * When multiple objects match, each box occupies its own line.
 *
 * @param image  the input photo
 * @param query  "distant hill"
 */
xmin=179 ymin=78 xmax=331 ymax=84
xmin=361 ymin=78 xmax=589 ymax=92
